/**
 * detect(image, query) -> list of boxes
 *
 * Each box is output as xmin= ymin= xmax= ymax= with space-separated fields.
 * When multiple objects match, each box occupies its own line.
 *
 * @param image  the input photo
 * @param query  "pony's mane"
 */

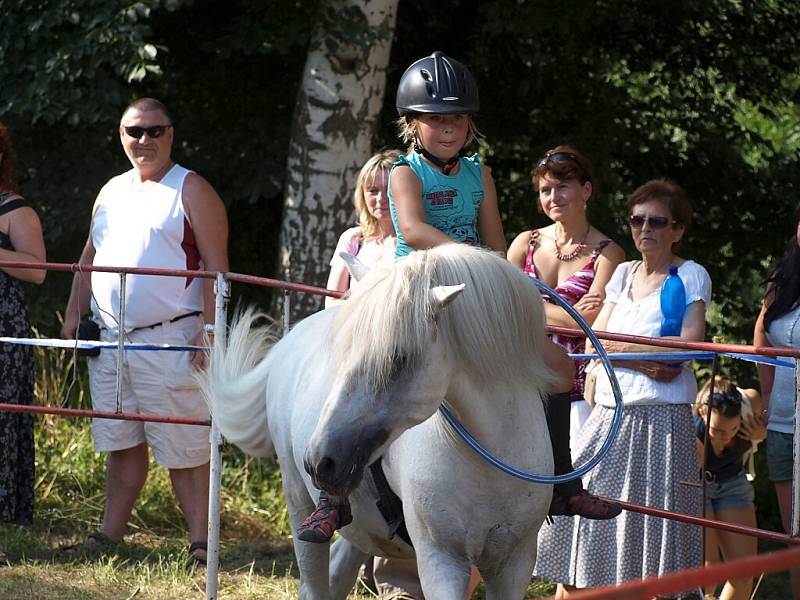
xmin=330 ymin=244 xmax=557 ymax=396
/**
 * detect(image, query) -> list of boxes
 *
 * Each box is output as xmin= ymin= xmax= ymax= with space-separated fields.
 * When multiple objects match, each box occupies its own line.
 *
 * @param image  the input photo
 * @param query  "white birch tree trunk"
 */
xmin=276 ymin=0 xmax=398 ymax=322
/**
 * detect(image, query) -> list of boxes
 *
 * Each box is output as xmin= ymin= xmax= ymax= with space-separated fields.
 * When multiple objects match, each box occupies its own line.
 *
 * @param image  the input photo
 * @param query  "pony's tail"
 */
xmin=198 ymin=307 xmax=278 ymax=458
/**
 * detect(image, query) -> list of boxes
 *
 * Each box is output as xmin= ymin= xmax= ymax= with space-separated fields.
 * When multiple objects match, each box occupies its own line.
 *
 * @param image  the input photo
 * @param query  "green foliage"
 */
xmin=0 ymin=0 xmax=163 ymax=126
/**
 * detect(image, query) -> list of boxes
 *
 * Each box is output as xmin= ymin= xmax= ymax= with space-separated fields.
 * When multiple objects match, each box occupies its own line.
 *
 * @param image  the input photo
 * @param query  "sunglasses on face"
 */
xmin=122 ymin=125 xmax=172 ymax=139
xmin=537 ymin=151 xmax=578 ymax=168
xmin=629 ymin=214 xmax=678 ymax=230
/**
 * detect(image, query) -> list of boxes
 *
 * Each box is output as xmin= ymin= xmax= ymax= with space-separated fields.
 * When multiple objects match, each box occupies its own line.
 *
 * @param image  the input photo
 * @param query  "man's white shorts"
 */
xmin=88 ymin=314 xmax=210 ymax=469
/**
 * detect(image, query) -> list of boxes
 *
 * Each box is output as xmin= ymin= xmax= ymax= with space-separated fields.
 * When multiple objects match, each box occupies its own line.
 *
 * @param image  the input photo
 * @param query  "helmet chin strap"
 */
xmin=414 ymin=141 xmax=462 ymax=175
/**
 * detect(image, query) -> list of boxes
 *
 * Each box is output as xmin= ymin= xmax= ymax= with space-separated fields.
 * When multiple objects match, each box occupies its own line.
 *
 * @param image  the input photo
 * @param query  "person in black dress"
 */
xmin=0 ymin=121 xmax=46 ymax=524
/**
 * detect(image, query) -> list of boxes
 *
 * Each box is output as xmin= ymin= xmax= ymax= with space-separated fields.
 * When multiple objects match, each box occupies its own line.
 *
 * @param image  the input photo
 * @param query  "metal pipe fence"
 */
xmin=2 ymin=257 xmax=800 ymax=598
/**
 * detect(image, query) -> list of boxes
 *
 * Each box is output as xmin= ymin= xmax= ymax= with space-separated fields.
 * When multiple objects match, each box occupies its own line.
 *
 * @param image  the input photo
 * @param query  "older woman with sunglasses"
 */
xmin=534 ymin=179 xmax=711 ymax=598
xmin=509 ymin=145 xmax=625 ymax=519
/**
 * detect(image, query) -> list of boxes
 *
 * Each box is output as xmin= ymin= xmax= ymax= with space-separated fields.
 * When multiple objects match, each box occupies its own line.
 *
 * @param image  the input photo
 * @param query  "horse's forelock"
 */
xmin=428 ymin=245 xmax=558 ymax=396
xmin=330 ymin=245 xmax=556 ymax=396
xmin=331 ymin=255 xmax=434 ymax=388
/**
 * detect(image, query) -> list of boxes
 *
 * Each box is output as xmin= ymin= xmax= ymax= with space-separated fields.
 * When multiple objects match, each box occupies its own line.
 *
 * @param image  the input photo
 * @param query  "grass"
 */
xmin=0 ymin=340 xmax=793 ymax=598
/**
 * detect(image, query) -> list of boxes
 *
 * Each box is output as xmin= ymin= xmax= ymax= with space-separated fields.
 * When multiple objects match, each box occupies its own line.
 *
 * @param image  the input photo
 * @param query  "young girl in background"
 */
xmin=694 ymin=376 xmax=764 ymax=600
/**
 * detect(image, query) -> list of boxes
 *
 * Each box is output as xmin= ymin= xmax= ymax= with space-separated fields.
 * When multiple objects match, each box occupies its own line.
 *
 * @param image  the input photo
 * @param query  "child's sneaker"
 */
xmin=550 ymin=489 xmax=622 ymax=520
xmin=296 ymin=494 xmax=353 ymax=543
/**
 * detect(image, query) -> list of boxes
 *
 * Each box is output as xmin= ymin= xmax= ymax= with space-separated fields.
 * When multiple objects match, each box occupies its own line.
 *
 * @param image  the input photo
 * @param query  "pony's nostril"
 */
xmin=315 ymin=456 xmax=337 ymax=482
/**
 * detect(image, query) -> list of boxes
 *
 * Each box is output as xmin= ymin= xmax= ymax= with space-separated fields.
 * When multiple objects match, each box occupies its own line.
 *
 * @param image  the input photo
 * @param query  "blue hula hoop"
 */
xmin=438 ymin=276 xmax=624 ymax=484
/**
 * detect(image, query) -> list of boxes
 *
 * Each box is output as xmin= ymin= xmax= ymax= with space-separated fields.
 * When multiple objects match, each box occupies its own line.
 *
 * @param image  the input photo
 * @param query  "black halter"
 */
xmin=414 ymin=141 xmax=463 ymax=175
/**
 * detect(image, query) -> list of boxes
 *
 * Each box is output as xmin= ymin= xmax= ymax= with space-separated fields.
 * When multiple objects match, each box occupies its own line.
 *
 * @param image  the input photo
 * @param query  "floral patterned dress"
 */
xmin=0 ymin=194 xmax=35 ymax=524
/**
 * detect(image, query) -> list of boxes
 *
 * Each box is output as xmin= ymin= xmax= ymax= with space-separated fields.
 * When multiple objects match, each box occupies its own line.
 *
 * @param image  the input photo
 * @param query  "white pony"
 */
xmin=202 ymin=244 xmax=556 ymax=600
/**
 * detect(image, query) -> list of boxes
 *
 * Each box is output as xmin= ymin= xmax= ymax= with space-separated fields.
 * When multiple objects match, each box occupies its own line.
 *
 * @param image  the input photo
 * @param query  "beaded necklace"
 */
xmin=554 ymin=225 xmax=590 ymax=262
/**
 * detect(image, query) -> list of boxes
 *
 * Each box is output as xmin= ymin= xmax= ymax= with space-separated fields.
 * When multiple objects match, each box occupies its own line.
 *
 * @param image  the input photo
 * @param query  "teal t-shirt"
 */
xmin=388 ymin=151 xmax=484 ymax=258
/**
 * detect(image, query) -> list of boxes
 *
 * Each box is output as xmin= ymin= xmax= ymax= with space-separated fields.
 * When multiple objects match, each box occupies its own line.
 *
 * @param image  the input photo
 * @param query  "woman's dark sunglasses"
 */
xmin=537 ymin=151 xmax=578 ymax=168
xmin=629 ymin=214 xmax=677 ymax=230
xmin=122 ymin=125 xmax=172 ymax=139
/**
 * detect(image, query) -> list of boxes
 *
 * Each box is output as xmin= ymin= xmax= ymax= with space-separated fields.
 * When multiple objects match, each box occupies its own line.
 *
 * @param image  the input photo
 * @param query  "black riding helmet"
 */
xmin=396 ymin=51 xmax=479 ymax=116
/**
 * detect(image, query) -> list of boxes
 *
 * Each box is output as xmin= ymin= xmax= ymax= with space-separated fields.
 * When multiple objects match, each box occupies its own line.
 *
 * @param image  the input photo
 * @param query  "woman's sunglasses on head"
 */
xmin=537 ymin=151 xmax=578 ymax=168
xmin=122 ymin=125 xmax=172 ymax=139
xmin=629 ymin=215 xmax=678 ymax=230
xmin=708 ymin=391 xmax=743 ymax=405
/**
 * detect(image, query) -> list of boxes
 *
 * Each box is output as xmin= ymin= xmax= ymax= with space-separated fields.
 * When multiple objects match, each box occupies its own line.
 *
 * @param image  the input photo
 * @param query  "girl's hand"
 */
xmin=738 ymin=411 xmax=767 ymax=443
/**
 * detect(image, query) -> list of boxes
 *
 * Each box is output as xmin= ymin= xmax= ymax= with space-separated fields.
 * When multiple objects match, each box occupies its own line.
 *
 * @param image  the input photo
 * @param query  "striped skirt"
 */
xmin=534 ymin=403 xmax=702 ymax=598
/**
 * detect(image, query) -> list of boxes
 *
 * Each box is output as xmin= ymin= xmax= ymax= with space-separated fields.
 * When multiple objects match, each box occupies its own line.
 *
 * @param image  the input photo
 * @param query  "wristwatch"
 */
xmin=203 ymin=323 xmax=216 ymax=335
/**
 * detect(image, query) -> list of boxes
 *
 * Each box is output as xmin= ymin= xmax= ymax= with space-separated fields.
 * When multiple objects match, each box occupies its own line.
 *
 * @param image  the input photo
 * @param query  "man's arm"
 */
xmin=61 ymin=234 xmax=96 ymax=339
xmin=182 ymin=173 xmax=229 ymax=365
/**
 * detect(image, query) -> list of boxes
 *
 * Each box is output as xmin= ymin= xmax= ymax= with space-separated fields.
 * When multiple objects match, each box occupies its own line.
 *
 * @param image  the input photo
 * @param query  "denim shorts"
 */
xmin=704 ymin=470 xmax=755 ymax=512
xmin=767 ymin=430 xmax=795 ymax=482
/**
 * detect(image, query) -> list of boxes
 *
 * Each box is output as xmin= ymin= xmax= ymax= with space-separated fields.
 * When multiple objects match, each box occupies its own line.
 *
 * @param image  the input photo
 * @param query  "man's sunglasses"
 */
xmin=122 ymin=125 xmax=172 ymax=139
xmin=537 ymin=151 xmax=578 ymax=168
xmin=628 ymin=215 xmax=678 ymax=230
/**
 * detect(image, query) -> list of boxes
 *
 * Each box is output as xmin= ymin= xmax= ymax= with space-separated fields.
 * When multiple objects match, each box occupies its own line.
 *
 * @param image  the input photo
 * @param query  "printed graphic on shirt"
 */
xmin=424 ymin=184 xmax=479 ymax=245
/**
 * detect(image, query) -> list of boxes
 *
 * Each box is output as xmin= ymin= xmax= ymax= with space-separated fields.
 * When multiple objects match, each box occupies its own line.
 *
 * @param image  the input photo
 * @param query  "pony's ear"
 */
xmin=429 ymin=284 xmax=465 ymax=310
xmin=339 ymin=252 xmax=370 ymax=282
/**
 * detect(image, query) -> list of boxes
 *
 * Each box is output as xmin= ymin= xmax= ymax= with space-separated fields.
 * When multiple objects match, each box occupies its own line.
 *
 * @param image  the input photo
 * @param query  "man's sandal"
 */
xmin=61 ymin=531 xmax=117 ymax=555
xmin=186 ymin=541 xmax=208 ymax=573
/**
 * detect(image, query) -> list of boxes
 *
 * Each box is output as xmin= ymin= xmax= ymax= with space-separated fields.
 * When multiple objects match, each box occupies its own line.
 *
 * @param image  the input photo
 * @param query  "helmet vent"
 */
xmin=420 ymin=69 xmax=432 ymax=81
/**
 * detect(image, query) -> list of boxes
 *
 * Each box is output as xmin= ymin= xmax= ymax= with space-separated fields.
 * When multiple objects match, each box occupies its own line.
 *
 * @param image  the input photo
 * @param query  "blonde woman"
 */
xmin=325 ymin=149 xmax=401 ymax=307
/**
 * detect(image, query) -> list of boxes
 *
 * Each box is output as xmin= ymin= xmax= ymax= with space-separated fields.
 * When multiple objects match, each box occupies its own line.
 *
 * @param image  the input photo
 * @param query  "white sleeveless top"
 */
xmin=91 ymin=164 xmax=203 ymax=333
xmin=593 ymin=260 xmax=712 ymax=407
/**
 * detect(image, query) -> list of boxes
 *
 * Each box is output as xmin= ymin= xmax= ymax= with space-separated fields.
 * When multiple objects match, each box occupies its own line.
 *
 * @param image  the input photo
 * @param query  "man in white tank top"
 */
xmin=60 ymin=98 xmax=228 ymax=569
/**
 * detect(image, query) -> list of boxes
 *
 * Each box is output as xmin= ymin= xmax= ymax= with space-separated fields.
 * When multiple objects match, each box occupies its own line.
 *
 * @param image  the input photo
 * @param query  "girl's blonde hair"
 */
xmin=354 ymin=149 xmax=402 ymax=240
xmin=394 ymin=115 xmax=482 ymax=152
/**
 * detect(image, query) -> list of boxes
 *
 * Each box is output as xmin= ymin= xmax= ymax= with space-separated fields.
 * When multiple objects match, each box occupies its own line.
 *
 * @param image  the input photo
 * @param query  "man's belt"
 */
xmin=137 ymin=310 xmax=202 ymax=331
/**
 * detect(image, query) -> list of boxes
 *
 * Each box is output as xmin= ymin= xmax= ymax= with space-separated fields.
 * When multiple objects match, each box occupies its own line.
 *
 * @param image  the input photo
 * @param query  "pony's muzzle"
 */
xmin=304 ymin=449 xmax=354 ymax=496
xmin=304 ymin=425 xmax=390 ymax=496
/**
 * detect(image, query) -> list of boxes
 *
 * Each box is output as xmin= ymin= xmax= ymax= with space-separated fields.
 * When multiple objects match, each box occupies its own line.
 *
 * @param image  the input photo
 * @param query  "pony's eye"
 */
xmin=392 ymin=352 xmax=409 ymax=369
xmin=386 ymin=352 xmax=411 ymax=380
